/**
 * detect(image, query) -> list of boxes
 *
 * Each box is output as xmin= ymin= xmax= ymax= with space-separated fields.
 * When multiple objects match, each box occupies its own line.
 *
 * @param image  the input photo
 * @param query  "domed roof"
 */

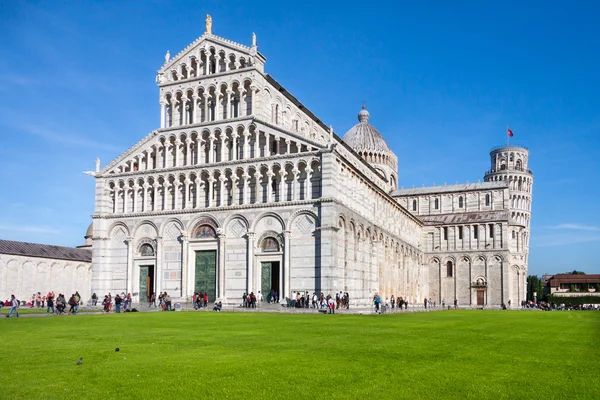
xmin=85 ymin=223 xmax=93 ymax=238
xmin=342 ymin=106 xmax=392 ymax=154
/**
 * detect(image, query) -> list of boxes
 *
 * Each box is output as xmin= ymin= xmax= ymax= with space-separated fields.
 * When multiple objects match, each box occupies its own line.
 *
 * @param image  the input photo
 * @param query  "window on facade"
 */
xmin=194 ymin=224 xmax=216 ymax=239
xmin=140 ymin=244 xmax=155 ymax=257
xmin=512 ymin=231 xmax=516 ymax=239
xmin=447 ymin=261 xmax=453 ymax=277
xmin=458 ymin=196 xmax=464 ymax=208
xmin=489 ymin=224 xmax=494 ymax=238
xmin=434 ymin=198 xmax=439 ymax=210
xmin=261 ymin=237 xmax=280 ymax=252
xmin=474 ymin=227 xmax=478 ymax=239
xmin=272 ymin=141 xmax=278 ymax=155
xmin=458 ymin=226 xmax=463 ymax=240
xmin=412 ymin=200 xmax=417 ymax=211
xmin=443 ymin=227 xmax=448 ymax=240
xmin=485 ymin=194 xmax=490 ymax=206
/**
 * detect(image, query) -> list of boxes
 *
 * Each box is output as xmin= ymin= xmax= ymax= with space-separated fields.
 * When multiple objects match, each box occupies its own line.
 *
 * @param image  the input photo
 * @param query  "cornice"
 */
xmin=158 ymin=67 xmax=259 ymax=89
xmin=99 ymin=150 xmax=321 ymax=180
xmin=91 ymin=198 xmax=333 ymax=219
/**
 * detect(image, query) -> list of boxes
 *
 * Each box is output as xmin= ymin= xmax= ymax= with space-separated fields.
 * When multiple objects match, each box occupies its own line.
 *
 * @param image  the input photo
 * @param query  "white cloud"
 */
xmin=547 ymin=224 xmax=600 ymax=232
xmin=531 ymin=234 xmax=600 ymax=248
xmin=0 ymin=225 xmax=61 ymax=235
xmin=19 ymin=124 xmax=123 ymax=153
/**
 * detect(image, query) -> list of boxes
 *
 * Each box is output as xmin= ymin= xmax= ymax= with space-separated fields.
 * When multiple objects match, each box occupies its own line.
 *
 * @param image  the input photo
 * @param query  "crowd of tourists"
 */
xmin=522 ymin=300 xmax=599 ymax=311
xmin=1 ymin=291 xmax=85 ymax=317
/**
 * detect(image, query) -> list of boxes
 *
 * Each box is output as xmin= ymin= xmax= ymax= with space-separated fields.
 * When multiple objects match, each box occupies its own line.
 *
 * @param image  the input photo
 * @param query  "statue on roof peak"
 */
xmin=206 ymin=14 xmax=212 ymax=34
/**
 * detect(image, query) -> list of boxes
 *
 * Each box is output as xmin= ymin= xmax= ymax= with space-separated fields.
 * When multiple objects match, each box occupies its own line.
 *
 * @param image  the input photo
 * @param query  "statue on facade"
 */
xmin=206 ymin=14 xmax=212 ymax=34
xmin=164 ymin=50 xmax=170 ymax=63
xmin=95 ymin=158 xmax=100 ymax=172
xmin=252 ymin=32 xmax=257 ymax=47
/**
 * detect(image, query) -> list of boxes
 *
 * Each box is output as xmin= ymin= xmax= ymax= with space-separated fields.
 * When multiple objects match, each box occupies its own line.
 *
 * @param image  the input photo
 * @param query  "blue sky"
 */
xmin=0 ymin=1 xmax=598 ymax=276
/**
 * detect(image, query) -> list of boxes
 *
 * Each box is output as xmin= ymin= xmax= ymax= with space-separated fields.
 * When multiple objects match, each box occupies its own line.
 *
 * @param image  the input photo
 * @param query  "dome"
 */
xmin=342 ymin=106 xmax=392 ymax=154
xmin=85 ymin=223 xmax=93 ymax=238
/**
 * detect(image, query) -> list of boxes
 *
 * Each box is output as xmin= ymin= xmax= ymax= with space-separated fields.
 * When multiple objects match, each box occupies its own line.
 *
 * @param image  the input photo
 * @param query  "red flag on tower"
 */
xmin=507 ymin=128 xmax=514 ymax=137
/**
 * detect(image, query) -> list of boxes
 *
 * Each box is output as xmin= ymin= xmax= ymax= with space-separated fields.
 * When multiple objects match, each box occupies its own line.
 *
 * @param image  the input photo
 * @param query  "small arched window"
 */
xmin=458 ymin=196 xmax=464 ymax=208
xmin=434 ymin=198 xmax=439 ymax=210
xmin=194 ymin=224 xmax=216 ymax=238
xmin=516 ymin=160 xmax=522 ymax=171
xmin=485 ymin=194 xmax=490 ymax=206
xmin=140 ymin=244 xmax=155 ymax=257
xmin=447 ymin=261 xmax=453 ymax=277
xmin=412 ymin=200 xmax=417 ymax=211
xmin=261 ymin=237 xmax=280 ymax=252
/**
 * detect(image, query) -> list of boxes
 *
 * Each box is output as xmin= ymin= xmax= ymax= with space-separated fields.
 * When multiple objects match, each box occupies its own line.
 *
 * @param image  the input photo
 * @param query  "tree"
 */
xmin=527 ymin=275 xmax=543 ymax=302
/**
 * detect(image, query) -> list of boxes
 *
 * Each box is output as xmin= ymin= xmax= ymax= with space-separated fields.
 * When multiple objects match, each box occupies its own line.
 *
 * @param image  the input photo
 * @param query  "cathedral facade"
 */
xmin=90 ymin=19 xmax=532 ymax=307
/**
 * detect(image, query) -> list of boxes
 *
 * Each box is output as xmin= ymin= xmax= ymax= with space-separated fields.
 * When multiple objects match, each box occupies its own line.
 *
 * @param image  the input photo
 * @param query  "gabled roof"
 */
xmin=419 ymin=211 xmax=508 ymax=226
xmin=392 ymin=181 xmax=507 ymax=197
xmin=0 ymin=239 xmax=92 ymax=263
xmin=159 ymin=33 xmax=256 ymax=73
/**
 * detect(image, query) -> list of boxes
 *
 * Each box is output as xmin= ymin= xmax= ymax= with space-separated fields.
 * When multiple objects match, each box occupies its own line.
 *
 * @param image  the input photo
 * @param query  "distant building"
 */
xmin=0 ymin=238 xmax=92 ymax=302
xmin=544 ymin=274 xmax=600 ymax=297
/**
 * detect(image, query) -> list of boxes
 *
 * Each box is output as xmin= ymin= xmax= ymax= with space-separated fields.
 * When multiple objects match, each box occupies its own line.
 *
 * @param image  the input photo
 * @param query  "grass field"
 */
xmin=0 ymin=310 xmax=598 ymax=399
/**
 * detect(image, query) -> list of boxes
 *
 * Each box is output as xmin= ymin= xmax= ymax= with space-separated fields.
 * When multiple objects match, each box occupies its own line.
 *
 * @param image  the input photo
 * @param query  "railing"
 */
xmin=484 ymin=167 xmax=533 ymax=176
xmin=490 ymin=144 xmax=528 ymax=151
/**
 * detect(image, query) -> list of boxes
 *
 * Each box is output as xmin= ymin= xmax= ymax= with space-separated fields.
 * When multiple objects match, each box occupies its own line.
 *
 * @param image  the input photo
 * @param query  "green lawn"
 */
xmin=0 ymin=311 xmax=598 ymax=399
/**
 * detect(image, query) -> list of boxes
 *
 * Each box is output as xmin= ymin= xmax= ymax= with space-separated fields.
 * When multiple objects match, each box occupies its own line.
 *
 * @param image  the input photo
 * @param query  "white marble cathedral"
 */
xmin=90 ymin=17 xmax=533 ymax=307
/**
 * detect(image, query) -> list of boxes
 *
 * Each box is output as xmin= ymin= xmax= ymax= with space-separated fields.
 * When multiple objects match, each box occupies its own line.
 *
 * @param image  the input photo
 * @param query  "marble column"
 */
xmin=242 ymin=130 xmax=250 ymax=160
xmin=219 ymin=176 xmax=226 ymax=207
xmin=246 ymin=232 xmax=255 ymax=294
xmin=217 ymin=230 xmax=226 ymax=299
xmin=283 ymin=230 xmax=291 ymax=299
xmin=278 ymin=170 xmax=285 ymax=202
xmin=207 ymin=177 xmax=215 ymax=207
xmin=160 ymin=101 xmax=167 ymax=129
xmin=208 ymin=134 xmax=215 ymax=164
xmin=266 ymin=171 xmax=274 ymax=203
xmin=125 ymin=237 xmax=134 ymax=296
xmin=181 ymin=234 xmax=188 ymax=299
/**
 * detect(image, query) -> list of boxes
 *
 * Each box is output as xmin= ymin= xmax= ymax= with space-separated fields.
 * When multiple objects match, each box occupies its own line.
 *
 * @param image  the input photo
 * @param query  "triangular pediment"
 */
xmin=159 ymin=33 xmax=257 ymax=74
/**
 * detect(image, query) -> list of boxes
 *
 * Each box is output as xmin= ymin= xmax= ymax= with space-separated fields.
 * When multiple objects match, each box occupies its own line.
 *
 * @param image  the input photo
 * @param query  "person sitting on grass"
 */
xmin=56 ymin=294 xmax=66 ymax=314
xmin=213 ymin=301 xmax=222 ymax=312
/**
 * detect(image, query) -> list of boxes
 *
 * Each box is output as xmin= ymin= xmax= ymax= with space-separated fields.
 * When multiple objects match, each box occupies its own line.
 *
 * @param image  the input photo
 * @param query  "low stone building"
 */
xmin=0 ymin=238 xmax=92 ymax=303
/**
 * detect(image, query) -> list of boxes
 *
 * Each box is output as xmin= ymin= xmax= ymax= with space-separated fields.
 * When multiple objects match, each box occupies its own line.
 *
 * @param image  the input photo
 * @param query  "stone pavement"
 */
xmin=1 ymin=302 xmax=452 ymax=318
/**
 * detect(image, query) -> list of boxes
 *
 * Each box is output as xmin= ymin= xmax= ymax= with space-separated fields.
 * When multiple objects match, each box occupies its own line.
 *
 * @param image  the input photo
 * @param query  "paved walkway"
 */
xmin=1 ymin=302 xmax=449 ymax=318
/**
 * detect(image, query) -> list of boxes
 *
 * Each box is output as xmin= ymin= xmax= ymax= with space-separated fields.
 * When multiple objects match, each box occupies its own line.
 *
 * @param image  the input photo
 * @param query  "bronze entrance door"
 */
xmin=139 ymin=266 xmax=154 ymax=301
xmin=261 ymin=262 xmax=280 ymax=297
xmin=477 ymin=290 xmax=485 ymax=306
xmin=195 ymin=251 xmax=217 ymax=302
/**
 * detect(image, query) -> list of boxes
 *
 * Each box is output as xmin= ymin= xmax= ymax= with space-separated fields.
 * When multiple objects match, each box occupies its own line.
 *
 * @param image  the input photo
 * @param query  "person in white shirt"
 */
xmin=6 ymin=295 xmax=19 ymax=318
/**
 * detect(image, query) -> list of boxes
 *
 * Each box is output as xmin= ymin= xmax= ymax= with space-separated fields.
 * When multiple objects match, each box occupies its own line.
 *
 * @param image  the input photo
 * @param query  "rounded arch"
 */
xmin=159 ymin=218 xmax=184 ymax=237
xmin=250 ymin=211 xmax=286 ymax=232
xmin=286 ymin=209 xmax=320 ymax=231
xmin=108 ymin=221 xmax=130 ymax=238
xmin=223 ymin=213 xmax=249 ymax=231
xmin=256 ymin=230 xmax=284 ymax=252
xmin=188 ymin=214 xmax=221 ymax=233
xmin=133 ymin=220 xmax=159 ymax=237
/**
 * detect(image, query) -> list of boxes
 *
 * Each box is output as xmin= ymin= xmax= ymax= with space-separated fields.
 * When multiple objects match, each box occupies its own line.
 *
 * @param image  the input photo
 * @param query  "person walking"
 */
xmin=6 ymin=295 xmax=19 ymax=318
xmin=115 ymin=294 xmax=122 ymax=313
xmin=47 ymin=293 xmax=55 ymax=314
